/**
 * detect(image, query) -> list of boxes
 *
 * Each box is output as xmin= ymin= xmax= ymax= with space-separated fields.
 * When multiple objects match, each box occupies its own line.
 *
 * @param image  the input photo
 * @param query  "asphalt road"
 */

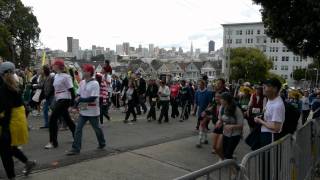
xmin=0 ymin=107 xmax=251 ymax=180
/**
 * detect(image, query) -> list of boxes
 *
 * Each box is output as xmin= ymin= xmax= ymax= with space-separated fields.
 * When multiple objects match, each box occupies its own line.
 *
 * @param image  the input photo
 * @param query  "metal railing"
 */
xmin=174 ymin=119 xmax=320 ymax=180
xmin=173 ymin=159 xmax=240 ymax=180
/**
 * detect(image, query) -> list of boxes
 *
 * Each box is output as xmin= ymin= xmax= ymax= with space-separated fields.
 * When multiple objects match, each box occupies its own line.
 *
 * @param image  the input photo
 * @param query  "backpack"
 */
xmin=275 ymin=100 xmax=300 ymax=140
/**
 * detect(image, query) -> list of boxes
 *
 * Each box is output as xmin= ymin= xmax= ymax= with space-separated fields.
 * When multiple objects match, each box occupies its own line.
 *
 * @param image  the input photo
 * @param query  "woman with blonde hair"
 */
xmin=0 ymin=62 xmax=36 ymax=180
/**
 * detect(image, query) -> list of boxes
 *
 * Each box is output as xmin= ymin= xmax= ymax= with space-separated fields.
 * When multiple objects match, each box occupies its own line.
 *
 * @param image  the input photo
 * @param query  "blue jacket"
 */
xmin=312 ymin=98 xmax=320 ymax=119
xmin=195 ymin=88 xmax=213 ymax=118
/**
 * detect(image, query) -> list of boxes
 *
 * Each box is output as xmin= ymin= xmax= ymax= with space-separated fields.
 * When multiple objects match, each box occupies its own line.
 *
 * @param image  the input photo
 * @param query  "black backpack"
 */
xmin=275 ymin=100 xmax=300 ymax=140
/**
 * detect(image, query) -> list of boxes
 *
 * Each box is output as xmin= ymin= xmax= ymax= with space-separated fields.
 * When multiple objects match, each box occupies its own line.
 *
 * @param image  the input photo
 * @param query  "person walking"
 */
xmin=135 ymin=72 xmax=147 ymax=115
xmin=0 ymin=62 xmax=36 ymax=180
xmin=123 ymin=81 xmax=139 ymax=123
xmin=170 ymin=80 xmax=180 ymax=118
xmin=40 ymin=65 xmax=54 ymax=129
xmin=146 ymin=79 xmax=159 ymax=121
xmin=66 ymin=64 xmax=106 ymax=155
xmin=179 ymin=80 xmax=192 ymax=122
xmin=194 ymin=80 xmax=213 ymax=130
xmin=216 ymin=92 xmax=244 ymax=160
xmin=45 ymin=60 xmax=76 ymax=149
xmin=96 ymin=73 xmax=110 ymax=124
xmin=301 ymin=90 xmax=311 ymax=124
xmin=158 ymin=80 xmax=170 ymax=124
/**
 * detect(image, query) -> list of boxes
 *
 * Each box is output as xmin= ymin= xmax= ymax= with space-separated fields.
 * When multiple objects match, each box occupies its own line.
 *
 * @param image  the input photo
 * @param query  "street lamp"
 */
xmin=313 ymin=68 xmax=319 ymax=88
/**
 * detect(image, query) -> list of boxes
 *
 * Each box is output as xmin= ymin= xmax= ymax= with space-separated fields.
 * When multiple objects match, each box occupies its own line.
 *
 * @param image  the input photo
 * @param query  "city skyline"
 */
xmin=21 ymin=0 xmax=261 ymax=51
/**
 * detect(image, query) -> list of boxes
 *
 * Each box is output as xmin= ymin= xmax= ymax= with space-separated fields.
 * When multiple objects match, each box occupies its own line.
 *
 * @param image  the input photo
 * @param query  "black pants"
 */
xmin=223 ymin=135 xmax=241 ymax=159
xmin=147 ymin=100 xmax=156 ymax=120
xmin=302 ymin=110 xmax=310 ymax=125
xmin=49 ymin=99 xmax=75 ymax=147
xmin=112 ymin=93 xmax=120 ymax=108
xmin=170 ymin=98 xmax=179 ymax=118
xmin=125 ymin=101 xmax=137 ymax=120
xmin=159 ymin=101 xmax=169 ymax=122
xmin=0 ymin=130 xmax=28 ymax=179
xmin=180 ymin=101 xmax=189 ymax=120
xmin=136 ymin=95 xmax=147 ymax=114
xmin=99 ymin=103 xmax=110 ymax=124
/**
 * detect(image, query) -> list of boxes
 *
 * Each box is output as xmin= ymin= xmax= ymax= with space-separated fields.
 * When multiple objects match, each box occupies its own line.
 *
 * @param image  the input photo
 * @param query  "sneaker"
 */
xmin=23 ymin=160 xmax=36 ymax=176
xmin=44 ymin=143 xmax=56 ymax=149
xmin=131 ymin=119 xmax=137 ymax=122
xmin=66 ymin=150 xmax=80 ymax=156
xmin=179 ymin=119 xmax=184 ymax=122
xmin=196 ymin=144 xmax=202 ymax=148
xmin=97 ymin=144 xmax=106 ymax=150
xmin=106 ymin=115 xmax=111 ymax=121
xmin=203 ymin=140 xmax=209 ymax=145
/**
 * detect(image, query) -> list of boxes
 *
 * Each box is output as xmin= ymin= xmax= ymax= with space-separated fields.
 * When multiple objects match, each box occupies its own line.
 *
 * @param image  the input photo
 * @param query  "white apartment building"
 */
xmin=222 ymin=22 xmax=313 ymax=85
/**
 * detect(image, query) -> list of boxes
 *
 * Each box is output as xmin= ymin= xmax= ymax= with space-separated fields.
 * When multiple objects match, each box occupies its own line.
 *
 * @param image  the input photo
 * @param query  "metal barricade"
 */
xmin=174 ymin=159 xmax=240 ymax=180
xmin=240 ymin=135 xmax=294 ymax=180
xmin=294 ymin=120 xmax=314 ymax=180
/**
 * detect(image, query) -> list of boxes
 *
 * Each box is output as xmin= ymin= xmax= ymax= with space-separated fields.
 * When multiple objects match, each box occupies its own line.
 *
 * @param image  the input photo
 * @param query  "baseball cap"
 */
xmin=83 ymin=64 xmax=95 ymax=75
xmin=0 ymin=61 xmax=15 ymax=75
xmin=53 ymin=59 xmax=65 ymax=68
xmin=264 ymin=78 xmax=282 ymax=91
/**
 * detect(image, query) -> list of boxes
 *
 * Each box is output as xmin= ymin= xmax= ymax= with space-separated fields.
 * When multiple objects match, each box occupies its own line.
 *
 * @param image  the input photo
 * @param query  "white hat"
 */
xmin=0 ymin=61 xmax=15 ymax=75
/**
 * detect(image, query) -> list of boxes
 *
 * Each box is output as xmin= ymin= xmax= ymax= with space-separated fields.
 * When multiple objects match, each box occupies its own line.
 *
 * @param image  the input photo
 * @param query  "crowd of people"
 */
xmin=0 ymin=59 xmax=320 ymax=179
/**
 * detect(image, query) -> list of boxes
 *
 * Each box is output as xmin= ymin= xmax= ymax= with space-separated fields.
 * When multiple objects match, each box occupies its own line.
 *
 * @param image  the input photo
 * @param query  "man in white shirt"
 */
xmin=67 ymin=64 xmax=106 ymax=155
xmin=255 ymin=78 xmax=285 ymax=146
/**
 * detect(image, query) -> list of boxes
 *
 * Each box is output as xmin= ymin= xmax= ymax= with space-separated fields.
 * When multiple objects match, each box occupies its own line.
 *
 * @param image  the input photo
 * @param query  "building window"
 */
xmin=227 ymin=39 xmax=232 ymax=44
xmin=236 ymin=39 xmax=242 ymax=44
xmin=263 ymin=47 xmax=266 ymax=52
xmin=282 ymin=56 xmax=285 ymax=61
xmin=282 ymin=47 xmax=286 ymax=52
xmin=236 ymin=30 xmax=242 ymax=35
xmin=257 ymin=30 xmax=260 ymax=34
xmin=275 ymin=47 xmax=279 ymax=52
xmin=263 ymin=38 xmax=267 ymax=43
xmin=286 ymin=56 xmax=289 ymax=61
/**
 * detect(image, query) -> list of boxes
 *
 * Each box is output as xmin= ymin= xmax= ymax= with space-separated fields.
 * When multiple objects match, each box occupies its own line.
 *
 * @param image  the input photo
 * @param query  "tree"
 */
xmin=230 ymin=47 xmax=273 ymax=83
xmin=267 ymin=72 xmax=286 ymax=84
xmin=0 ymin=0 xmax=41 ymax=66
xmin=252 ymin=0 xmax=320 ymax=58
xmin=292 ymin=68 xmax=307 ymax=81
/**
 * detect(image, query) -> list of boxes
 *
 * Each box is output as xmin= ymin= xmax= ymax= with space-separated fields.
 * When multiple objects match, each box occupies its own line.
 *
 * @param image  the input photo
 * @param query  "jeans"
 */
xmin=43 ymin=97 xmax=53 ymax=127
xmin=49 ymin=99 xmax=75 ymax=147
xmin=72 ymin=116 xmax=106 ymax=152
xmin=125 ymin=101 xmax=137 ymax=120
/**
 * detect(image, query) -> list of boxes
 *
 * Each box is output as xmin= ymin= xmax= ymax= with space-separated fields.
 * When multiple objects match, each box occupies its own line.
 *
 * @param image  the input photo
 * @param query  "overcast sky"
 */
xmin=21 ymin=0 xmax=261 ymax=52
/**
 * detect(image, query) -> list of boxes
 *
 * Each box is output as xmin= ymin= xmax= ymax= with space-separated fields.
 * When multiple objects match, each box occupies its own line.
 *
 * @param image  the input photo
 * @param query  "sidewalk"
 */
xmin=17 ymin=136 xmax=250 ymax=180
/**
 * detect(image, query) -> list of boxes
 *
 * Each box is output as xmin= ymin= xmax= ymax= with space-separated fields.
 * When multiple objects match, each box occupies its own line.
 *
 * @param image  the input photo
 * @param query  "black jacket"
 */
xmin=136 ymin=78 xmax=146 ymax=95
xmin=146 ymin=84 xmax=159 ymax=99
xmin=122 ymin=87 xmax=139 ymax=105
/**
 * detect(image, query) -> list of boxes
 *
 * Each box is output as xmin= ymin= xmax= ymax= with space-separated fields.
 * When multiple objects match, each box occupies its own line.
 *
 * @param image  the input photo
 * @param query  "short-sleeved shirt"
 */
xmin=262 ymin=96 xmax=285 ymax=133
xmin=220 ymin=106 xmax=244 ymax=137
xmin=53 ymin=73 xmax=73 ymax=100
xmin=78 ymin=80 xmax=100 ymax=117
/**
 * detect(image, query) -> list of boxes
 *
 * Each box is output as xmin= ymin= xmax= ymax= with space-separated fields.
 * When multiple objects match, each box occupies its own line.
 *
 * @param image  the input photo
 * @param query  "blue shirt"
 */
xmin=195 ymin=88 xmax=213 ymax=118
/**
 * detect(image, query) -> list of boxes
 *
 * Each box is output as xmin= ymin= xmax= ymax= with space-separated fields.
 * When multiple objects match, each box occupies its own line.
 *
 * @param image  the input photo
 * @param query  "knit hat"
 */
xmin=0 ymin=61 xmax=15 ymax=75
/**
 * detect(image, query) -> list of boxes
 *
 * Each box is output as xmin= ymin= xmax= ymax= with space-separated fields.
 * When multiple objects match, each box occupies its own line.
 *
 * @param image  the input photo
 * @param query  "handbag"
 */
xmin=308 ymin=107 xmax=320 ymax=121
xmin=32 ymin=89 xmax=42 ymax=102
xmin=245 ymin=124 xmax=262 ymax=150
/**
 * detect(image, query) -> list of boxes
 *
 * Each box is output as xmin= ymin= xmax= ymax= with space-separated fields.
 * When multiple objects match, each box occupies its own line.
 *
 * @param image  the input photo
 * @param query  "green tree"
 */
xmin=266 ymin=72 xmax=286 ymax=84
xmin=252 ymin=0 xmax=320 ymax=58
xmin=230 ymin=47 xmax=273 ymax=83
xmin=0 ymin=0 xmax=41 ymax=66
xmin=292 ymin=68 xmax=307 ymax=81
xmin=0 ymin=24 xmax=11 ymax=59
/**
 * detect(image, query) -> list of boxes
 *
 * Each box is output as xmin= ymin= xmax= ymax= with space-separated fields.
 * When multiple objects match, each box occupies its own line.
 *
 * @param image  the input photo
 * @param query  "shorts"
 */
xmin=213 ymin=126 xmax=223 ymax=134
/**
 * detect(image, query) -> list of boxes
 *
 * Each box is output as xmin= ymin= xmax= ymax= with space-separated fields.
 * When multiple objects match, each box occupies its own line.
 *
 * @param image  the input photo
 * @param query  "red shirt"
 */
xmin=170 ymin=84 xmax=180 ymax=98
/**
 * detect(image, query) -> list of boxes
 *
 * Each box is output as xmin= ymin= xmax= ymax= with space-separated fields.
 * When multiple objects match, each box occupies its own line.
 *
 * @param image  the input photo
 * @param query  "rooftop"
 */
xmin=221 ymin=22 xmax=263 ymax=27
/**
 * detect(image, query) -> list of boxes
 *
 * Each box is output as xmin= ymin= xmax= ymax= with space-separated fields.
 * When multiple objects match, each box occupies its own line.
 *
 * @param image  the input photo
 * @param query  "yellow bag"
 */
xmin=9 ymin=106 xmax=29 ymax=146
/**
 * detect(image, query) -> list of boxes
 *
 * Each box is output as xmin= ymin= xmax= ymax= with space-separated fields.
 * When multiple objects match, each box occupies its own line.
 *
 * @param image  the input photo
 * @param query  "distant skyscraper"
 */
xmin=67 ymin=37 xmax=73 ymax=52
xmin=190 ymin=42 xmax=194 ymax=57
xmin=149 ymin=44 xmax=154 ymax=57
xmin=116 ymin=44 xmax=124 ymax=55
xmin=209 ymin=40 xmax=215 ymax=53
xmin=123 ymin=42 xmax=130 ymax=55
xmin=195 ymin=48 xmax=201 ymax=58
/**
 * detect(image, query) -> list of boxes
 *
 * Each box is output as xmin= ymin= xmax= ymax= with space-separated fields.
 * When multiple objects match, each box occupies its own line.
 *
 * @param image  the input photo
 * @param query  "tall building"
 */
xmin=195 ymin=48 xmax=201 ymax=58
xmin=190 ymin=42 xmax=194 ymax=57
xmin=222 ymin=22 xmax=313 ymax=85
xmin=72 ymin=39 xmax=80 ymax=59
xmin=178 ymin=47 xmax=183 ymax=55
xmin=209 ymin=40 xmax=215 ymax=53
xmin=116 ymin=44 xmax=124 ymax=55
xmin=67 ymin=37 xmax=73 ymax=53
xmin=123 ymin=42 xmax=130 ymax=55
xmin=149 ymin=44 xmax=154 ymax=57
